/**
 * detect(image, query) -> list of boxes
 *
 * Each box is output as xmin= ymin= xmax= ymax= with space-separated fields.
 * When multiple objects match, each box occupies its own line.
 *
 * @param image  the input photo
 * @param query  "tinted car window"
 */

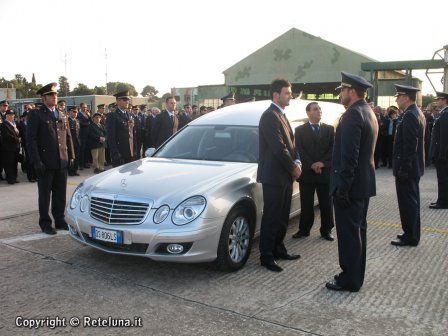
xmin=155 ymin=125 xmax=259 ymax=163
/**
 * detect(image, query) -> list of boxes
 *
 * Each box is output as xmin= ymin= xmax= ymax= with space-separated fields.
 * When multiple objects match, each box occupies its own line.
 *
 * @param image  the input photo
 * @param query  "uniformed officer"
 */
xmin=428 ymin=91 xmax=448 ymax=209
xmin=391 ymin=85 xmax=426 ymax=246
xmin=221 ymin=92 xmax=236 ymax=107
xmin=325 ymin=72 xmax=378 ymax=292
xmin=106 ymin=90 xmax=134 ymax=167
xmin=67 ymin=108 xmax=80 ymax=176
xmin=0 ymin=109 xmax=21 ymax=184
xmin=26 ymin=83 xmax=75 ymax=235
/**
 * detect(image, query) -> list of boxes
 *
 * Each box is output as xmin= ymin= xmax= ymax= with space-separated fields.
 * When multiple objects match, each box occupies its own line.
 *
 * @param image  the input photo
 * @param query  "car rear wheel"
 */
xmin=216 ymin=205 xmax=252 ymax=272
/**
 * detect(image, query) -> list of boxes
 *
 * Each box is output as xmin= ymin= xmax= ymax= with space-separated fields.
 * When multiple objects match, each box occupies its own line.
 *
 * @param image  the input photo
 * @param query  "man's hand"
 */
xmin=311 ymin=161 xmax=324 ymax=174
xmin=335 ymin=189 xmax=351 ymax=208
xmin=292 ymin=163 xmax=302 ymax=180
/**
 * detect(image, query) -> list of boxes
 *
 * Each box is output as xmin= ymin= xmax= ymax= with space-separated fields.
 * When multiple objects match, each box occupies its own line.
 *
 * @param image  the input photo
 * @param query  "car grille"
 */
xmin=90 ymin=194 xmax=152 ymax=225
xmin=82 ymin=233 xmax=149 ymax=254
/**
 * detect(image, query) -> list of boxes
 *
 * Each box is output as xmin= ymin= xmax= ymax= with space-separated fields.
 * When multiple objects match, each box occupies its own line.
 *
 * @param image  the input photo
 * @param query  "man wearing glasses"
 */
xmin=106 ymin=90 xmax=134 ymax=167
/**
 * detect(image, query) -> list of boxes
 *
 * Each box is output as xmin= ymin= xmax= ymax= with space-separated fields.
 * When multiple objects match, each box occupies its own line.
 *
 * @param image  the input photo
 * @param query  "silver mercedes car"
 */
xmin=66 ymin=99 xmax=343 ymax=271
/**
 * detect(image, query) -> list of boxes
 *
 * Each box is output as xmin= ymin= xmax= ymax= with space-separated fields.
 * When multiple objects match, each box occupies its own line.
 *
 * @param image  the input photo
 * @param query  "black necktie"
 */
xmin=312 ymin=124 xmax=319 ymax=135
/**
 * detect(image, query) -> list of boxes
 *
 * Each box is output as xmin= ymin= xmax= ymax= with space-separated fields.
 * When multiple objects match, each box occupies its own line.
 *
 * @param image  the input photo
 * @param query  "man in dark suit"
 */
xmin=391 ymin=85 xmax=426 ymax=246
xmin=325 ymin=72 xmax=378 ymax=292
xmin=178 ymin=103 xmax=193 ymax=129
xmin=292 ymin=102 xmax=335 ymax=241
xmin=152 ymin=96 xmax=178 ymax=148
xmin=106 ymin=90 xmax=134 ymax=167
xmin=429 ymin=91 xmax=448 ymax=209
xmin=27 ymin=83 xmax=75 ymax=235
xmin=257 ymin=79 xmax=302 ymax=272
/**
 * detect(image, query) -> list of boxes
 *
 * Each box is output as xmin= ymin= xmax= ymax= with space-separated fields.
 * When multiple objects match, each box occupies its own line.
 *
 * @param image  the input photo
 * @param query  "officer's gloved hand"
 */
xmin=34 ymin=161 xmax=46 ymax=176
xmin=335 ymin=189 xmax=351 ymax=208
xmin=397 ymin=168 xmax=410 ymax=182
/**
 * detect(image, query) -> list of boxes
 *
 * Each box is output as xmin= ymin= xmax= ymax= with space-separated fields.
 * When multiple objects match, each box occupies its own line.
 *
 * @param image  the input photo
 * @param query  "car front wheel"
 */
xmin=216 ymin=205 xmax=252 ymax=272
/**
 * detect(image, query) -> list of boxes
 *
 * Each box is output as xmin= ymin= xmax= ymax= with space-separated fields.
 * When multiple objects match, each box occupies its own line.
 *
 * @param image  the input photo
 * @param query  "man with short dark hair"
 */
xmin=429 ymin=91 xmax=448 ymax=209
xmin=152 ymin=96 xmax=178 ymax=148
xmin=257 ymin=78 xmax=302 ymax=272
xmin=390 ymin=85 xmax=426 ymax=246
xmin=27 ymin=83 xmax=75 ymax=235
xmin=179 ymin=103 xmax=193 ymax=129
xmin=293 ymin=102 xmax=335 ymax=241
xmin=325 ymin=72 xmax=378 ymax=292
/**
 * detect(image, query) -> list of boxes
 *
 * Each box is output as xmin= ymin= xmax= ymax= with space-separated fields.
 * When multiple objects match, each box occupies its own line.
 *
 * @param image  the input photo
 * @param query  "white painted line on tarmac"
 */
xmin=0 ymin=231 xmax=69 ymax=244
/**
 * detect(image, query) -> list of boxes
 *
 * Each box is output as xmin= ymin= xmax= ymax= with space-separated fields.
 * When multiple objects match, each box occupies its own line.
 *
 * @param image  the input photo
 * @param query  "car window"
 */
xmin=155 ymin=125 xmax=259 ymax=163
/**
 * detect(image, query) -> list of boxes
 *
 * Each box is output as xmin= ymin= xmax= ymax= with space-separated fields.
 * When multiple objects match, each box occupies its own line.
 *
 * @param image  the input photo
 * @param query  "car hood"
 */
xmin=84 ymin=158 xmax=255 ymax=207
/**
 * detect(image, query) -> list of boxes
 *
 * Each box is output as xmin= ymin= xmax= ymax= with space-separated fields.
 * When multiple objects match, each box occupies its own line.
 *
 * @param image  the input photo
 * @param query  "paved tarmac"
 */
xmin=0 ymin=166 xmax=447 ymax=335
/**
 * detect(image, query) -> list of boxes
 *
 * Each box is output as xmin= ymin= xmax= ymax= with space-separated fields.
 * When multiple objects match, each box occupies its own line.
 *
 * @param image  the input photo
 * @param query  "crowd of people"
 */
xmin=0 ymin=77 xmax=446 ymax=291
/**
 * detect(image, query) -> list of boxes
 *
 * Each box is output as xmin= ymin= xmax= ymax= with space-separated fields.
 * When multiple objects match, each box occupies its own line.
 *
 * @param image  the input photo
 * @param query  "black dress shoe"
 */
xmin=292 ymin=231 xmax=309 ymax=239
xmin=56 ymin=223 xmax=69 ymax=230
xmin=325 ymin=280 xmax=359 ymax=292
xmin=274 ymin=253 xmax=301 ymax=260
xmin=429 ymin=203 xmax=448 ymax=209
xmin=391 ymin=238 xmax=417 ymax=247
xmin=42 ymin=227 xmax=57 ymax=235
xmin=260 ymin=260 xmax=283 ymax=272
xmin=321 ymin=233 xmax=335 ymax=241
xmin=430 ymin=201 xmax=438 ymax=206
xmin=74 ymin=173 xmax=80 ymax=176
xmin=396 ymin=233 xmax=405 ymax=239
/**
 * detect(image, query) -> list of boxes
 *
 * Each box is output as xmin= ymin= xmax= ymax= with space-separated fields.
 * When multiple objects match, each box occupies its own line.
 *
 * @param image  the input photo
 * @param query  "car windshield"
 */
xmin=154 ymin=125 xmax=259 ymax=163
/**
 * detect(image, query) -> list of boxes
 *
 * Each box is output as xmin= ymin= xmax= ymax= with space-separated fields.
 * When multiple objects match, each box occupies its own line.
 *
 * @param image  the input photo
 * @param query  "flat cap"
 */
xmin=0 ymin=100 xmax=9 ymax=105
xmin=394 ymin=84 xmax=420 ymax=97
xmin=336 ymin=71 xmax=372 ymax=91
xmin=92 ymin=112 xmax=102 ymax=118
xmin=435 ymin=91 xmax=448 ymax=100
xmin=113 ymin=90 xmax=130 ymax=99
xmin=5 ymin=109 xmax=15 ymax=115
xmin=97 ymin=104 xmax=105 ymax=109
xmin=37 ymin=82 xmax=58 ymax=96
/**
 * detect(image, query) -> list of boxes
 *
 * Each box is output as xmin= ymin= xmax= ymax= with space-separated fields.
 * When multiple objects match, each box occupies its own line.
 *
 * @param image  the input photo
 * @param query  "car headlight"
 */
xmin=69 ymin=183 xmax=84 ymax=209
xmin=172 ymin=196 xmax=206 ymax=225
xmin=80 ymin=196 xmax=89 ymax=212
xmin=154 ymin=205 xmax=170 ymax=224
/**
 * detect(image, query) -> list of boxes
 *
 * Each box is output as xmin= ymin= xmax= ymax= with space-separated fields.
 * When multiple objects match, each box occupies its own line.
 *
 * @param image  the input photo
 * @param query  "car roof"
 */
xmin=189 ymin=99 xmax=344 ymax=127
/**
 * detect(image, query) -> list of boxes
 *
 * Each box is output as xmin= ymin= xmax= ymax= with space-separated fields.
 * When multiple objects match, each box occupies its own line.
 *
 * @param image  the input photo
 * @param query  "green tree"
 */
xmin=106 ymin=82 xmax=138 ymax=96
xmin=93 ymin=86 xmax=107 ymax=95
xmin=58 ymin=76 xmax=70 ymax=97
xmin=141 ymin=85 xmax=159 ymax=101
xmin=71 ymin=83 xmax=95 ymax=96
xmin=422 ymin=94 xmax=436 ymax=108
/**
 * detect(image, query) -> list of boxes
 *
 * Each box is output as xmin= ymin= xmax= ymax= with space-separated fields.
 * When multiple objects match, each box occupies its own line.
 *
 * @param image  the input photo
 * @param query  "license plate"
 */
xmin=91 ymin=227 xmax=123 ymax=244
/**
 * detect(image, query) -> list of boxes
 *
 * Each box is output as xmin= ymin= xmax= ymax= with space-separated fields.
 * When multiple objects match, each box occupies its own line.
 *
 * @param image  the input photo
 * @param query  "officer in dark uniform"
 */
xmin=220 ymin=92 xmax=236 ymax=108
xmin=0 ymin=109 xmax=21 ymax=184
xmin=131 ymin=105 xmax=143 ymax=159
xmin=325 ymin=72 xmax=378 ymax=292
xmin=0 ymin=100 xmax=9 ymax=180
xmin=106 ymin=90 xmax=134 ymax=167
xmin=77 ymin=102 xmax=91 ymax=169
xmin=67 ymin=108 xmax=80 ymax=176
xmin=428 ymin=91 xmax=448 ymax=209
xmin=26 ymin=83 xmax=75 ymax=235
xmin=391 ymin=85 xmax=426 ymax=246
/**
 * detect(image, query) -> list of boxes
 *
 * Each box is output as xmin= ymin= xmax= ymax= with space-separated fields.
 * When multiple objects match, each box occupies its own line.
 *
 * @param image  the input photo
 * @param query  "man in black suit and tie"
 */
xmin=391 ymin=85 xmax=426 ymax=246
xmin=292 ymin=102 xmax=335 ymax=241
xmin=325 ymin=72 xmax=378 ymax=292
xmin=257 ymin=79 xmax=302 ymax=272
xmin=106 ymin=90 xmax=134 ymax=167
xmin=152 ymin=96 xmax=179 ymax=148
xmin=428 ymin=91 xmax=448 ymax=209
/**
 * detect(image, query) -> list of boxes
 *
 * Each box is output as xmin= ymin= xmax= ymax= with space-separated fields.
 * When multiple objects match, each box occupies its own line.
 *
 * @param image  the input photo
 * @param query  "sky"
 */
xmin=1 ymin=0 xmax=447 ymax=96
